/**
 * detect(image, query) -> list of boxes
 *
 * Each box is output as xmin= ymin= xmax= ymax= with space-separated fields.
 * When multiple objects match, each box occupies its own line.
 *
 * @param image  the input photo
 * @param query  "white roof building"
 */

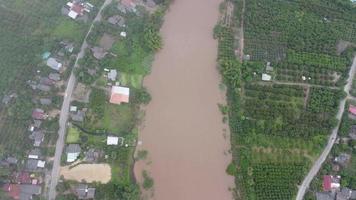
xmin=37 ymin=160 xmax=45 ymax=168
xmin=107 ymin=136 xmax=119 ymax=145
xmin=68 ymin=10 xmax=78 ymax=19
xmin=70 ymin=106 xmax=78 ymax=112
xmin=262 ymin=73 xmax=272 ymax=81
xmin=46 ymin=58 xmax=62 ymax=71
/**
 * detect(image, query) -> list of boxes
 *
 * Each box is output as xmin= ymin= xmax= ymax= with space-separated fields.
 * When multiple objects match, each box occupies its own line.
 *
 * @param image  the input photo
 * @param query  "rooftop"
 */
xmin=110 ymin=86 xmax=130 ymax=105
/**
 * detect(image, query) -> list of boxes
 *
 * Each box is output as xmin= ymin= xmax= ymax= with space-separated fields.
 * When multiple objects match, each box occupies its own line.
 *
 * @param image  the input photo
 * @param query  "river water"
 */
xmin=134 ymin=0 xmax=234 ymax=199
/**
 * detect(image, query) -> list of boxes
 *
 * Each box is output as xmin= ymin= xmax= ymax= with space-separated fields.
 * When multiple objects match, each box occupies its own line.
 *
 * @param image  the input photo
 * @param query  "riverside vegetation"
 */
xmin=216 ymin=0 xmax=356 ymax=199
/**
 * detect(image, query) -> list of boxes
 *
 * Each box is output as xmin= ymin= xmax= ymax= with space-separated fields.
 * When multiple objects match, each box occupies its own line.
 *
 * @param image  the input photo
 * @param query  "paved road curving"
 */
xmin=296 ymin=56 xmax=356 ymax=200
xmin=47 ymin=1 xmax=112 ymax=199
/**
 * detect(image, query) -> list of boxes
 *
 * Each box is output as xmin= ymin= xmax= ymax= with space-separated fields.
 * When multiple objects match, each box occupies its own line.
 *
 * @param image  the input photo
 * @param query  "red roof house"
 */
xmin=2 ymin=184 xmax=20 ymax=200
xmin=32 ymin=109 xmax=45 ymax=120
xmin=349 ymin=105 xmax=356 ymax=115
xmin=110 ymin=86 xmax=130 ymax=105
xmin=71 ymin=3 xmax=85 ymax=15
xmin=121 ymin=0 xmax=135 ymax=7
xmin=323 ymin=175 xmax=340 ymax=191
xmin=14 ymin=171 xmax=32 ymax=184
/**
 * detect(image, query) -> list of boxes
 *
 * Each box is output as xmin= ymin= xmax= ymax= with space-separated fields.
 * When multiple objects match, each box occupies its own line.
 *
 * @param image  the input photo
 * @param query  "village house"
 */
xmin=29 ymin=120 xmax=42 ymax=132
xmin=2 ymin=93 xmax=16 ymax=105
xmin=48 ymin=73 xmax=61 ymax=81
xmin=323 ymin=175 xmax=341 ymax=192
xmin=36 ymin=84 xmax=51 ymax=92
xmin=66 ymin=144 xmax=81 ymax=163
xmin=28 ymin=149 xmax=41 ymax=159
xmin=336 ymin=188 xmax=354 ymax=200
xmin=106 ymin=136 xmax=124 ymax=146
xmin=70 ymin=109 xmax=86 ymax=122
xmin=91 ymin=46 xmax=107 ymax=60
xmin=25 ymin=159 xmax=45 ymax=172
xmin=107 ymin=15 xmax=126 ymax=27
xmin=42 ymin=52 xmax=51 ymax=60
xmin=84 ymin=149 xmax=102 ymax=163
xmin=334 ymin=153 xmax=351 ymax=167
xmin=60 ymin=41 xmax=75 ymax=53
xmin=39 ymin=98 xmax=52 ymax=106
xmin=266 ymin=61 xmax=273 ymax=71
xmin=4 ymin=156 xmax=18 ymax=166
xmin=348 ymin=105 xmax=356 ymax=119
xmin=349 ymin=125 xmax=356 ymax=140
xmin=262 ymin=73 xmax=272 ymax=81
xmin=40 ymin=77 xmax=55 ymax=86
xmin=29 ymin=131 xmax=44 ymax=147
xmin=19 ymin=184 xmax=42 ymax=200
xmin=32 ymin=109 xmax=45 ymax=120
xmin=110 ymin=86 xmax=130 ymax=105
xmin=74 ymin=184 xmax=96 ymax=199
xmin=108 ymin=69 xmax=117 ymax=81
xmin=316 ymin=192 xmax=336 ymax=200
xmin=13 ymin=171 xmax=32 ymax=184
xmin=46 ymin=57 xmax=63 ymax=71
xmin=66 ymin=2 xmax=85 ymax=19
xmin=118 ymin=0 xmax=137 ymax=13
xmin=70 ymin=106 xmax=78 ymax=112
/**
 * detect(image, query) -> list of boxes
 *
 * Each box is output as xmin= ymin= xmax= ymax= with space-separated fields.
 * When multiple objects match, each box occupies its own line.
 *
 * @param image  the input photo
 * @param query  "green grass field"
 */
xmin=66 ymin=127 xmax=80 ymax=143
xmin=119 ymin=73 xmax=143 ymax=89
xmin=52 ymin=19 xmax=87 ymax=43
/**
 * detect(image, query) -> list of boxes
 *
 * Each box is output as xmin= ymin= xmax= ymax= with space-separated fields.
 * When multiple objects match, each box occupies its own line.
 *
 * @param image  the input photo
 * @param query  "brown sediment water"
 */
xmin=134 ymin=0 xmax=234 ymax=199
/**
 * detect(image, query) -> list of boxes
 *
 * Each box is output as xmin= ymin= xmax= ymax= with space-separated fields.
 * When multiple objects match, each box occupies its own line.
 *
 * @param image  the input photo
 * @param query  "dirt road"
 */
xmin=134 ymin=0 xmax=234 ymax=199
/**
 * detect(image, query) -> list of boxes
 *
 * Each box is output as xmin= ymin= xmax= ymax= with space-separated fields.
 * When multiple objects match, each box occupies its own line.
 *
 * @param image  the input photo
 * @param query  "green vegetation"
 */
xmin=216 ymin=0 xmax=356 ymax=199
xmin=142 ymin=170 xmax=154 ymax=190
xmin=66 ymin=127 xmax=80 ymax=143
xmin=0 ymin=0 xmax=95 ymax=155
xmin=52 ymin=19 xmax=87 ymax=43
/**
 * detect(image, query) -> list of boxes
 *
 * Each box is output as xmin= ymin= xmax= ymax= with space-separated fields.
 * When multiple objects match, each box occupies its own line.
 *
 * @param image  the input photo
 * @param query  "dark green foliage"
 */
xmin=95 ymin=182 xmax=140 ymax=200
xmin=88 ymin=88 xmax=106 ymax=119
xmin=307 ymin=88 xmax=344 ymax=113
xmin=252 ymin=164 xmax=305 ymax=200
xmin=131 ymin=88 xmax=151 ymax=105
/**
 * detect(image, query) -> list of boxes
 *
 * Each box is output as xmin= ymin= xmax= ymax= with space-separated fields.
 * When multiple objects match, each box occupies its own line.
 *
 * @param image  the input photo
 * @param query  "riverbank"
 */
xmin=134 ymin=0 xmax=234 ymax=199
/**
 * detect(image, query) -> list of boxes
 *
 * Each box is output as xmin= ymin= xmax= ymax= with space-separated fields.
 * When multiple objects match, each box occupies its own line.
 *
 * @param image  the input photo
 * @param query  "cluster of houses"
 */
xmin=316 ymin=175 xmax=356 ymax=200
xmin=62 ymin=0 xmax=94 ymax=20
xmin=0 ymin=41 xmax=78 ymax=199
xmin=315 ymin=104 xmax=356 ymax=200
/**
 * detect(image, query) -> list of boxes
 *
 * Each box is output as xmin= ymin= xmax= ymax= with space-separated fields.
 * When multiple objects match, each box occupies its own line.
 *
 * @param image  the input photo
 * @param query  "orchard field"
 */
xmin=217 ymin=0 xmax=356 ymax=199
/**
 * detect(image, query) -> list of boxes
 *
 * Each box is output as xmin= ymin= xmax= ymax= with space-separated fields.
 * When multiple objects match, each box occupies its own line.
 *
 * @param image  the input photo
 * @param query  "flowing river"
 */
xmin=134 ymin=0 xmax=234 ymax=199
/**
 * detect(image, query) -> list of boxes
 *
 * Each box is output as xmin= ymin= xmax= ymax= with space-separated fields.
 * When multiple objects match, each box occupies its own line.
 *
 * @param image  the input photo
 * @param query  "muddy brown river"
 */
xmin=134 ymin=0 xmax=234 ymax=199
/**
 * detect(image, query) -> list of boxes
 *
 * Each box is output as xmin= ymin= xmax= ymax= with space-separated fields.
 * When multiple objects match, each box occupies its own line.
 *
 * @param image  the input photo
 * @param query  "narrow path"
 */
xmin=272 ymin=80 xmax=339 ymax=90
xmin=296 ymin=56 xmax=356 ymax=200
xmin=239 ymin=0 xmax=245 ymax=61
xmin=47 ymin=1 xmax=111 ymax=199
